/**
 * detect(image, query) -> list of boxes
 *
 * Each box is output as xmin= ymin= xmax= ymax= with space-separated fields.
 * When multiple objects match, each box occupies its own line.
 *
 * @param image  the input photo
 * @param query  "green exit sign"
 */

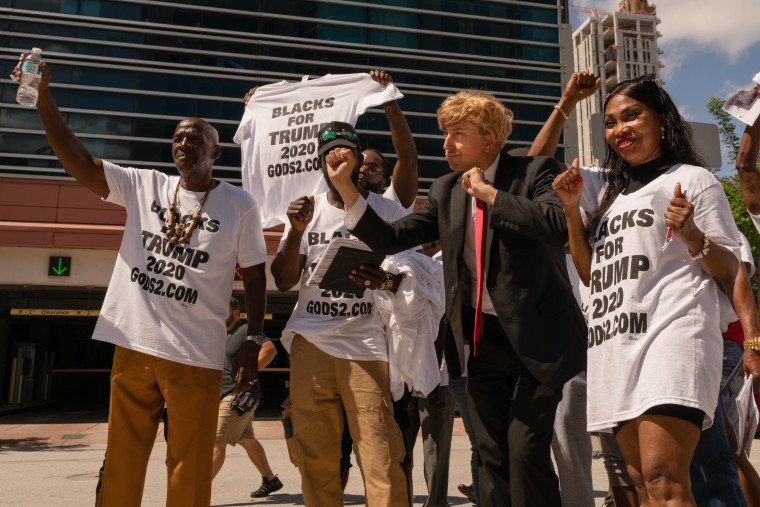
xmin=48 ymin=256 xmax=71 ymax=277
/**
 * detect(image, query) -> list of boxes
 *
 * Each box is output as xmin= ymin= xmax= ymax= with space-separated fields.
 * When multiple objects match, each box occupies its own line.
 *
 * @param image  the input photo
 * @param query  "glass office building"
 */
xmin=0 ymin=0 xmax=570 ymax=408
xmin=1 ymin=0 xmax=569 ymax=190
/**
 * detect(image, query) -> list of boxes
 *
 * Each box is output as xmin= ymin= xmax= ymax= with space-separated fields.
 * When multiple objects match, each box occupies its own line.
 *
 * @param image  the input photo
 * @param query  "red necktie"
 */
xmin=473 ymin=198 xmax=487 ymax=356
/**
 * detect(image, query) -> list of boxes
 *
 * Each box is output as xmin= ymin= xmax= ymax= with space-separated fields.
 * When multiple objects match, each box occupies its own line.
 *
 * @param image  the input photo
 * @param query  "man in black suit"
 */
xmin=324 ymin=90 xmax=586 ymax=507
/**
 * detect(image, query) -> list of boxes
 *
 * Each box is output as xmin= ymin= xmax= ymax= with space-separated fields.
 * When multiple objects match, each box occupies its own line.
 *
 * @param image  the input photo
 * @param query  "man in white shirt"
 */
xmin=271 ymin=122 xmax=409 ymax=506
xmin=15 ymin=55 xmax=268 ymax=507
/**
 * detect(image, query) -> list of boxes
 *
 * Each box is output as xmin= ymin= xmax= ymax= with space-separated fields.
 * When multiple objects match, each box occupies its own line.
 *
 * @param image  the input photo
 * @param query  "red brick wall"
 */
xmin=0 ymin=177 xmax=286 ymax=253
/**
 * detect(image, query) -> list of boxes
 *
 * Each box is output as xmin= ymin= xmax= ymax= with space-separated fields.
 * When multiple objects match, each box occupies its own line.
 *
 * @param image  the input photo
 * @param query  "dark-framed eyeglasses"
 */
xmin=320 ymin=129 xmax=358 ymax=143
xmin=361 ymin=163 xmax=384 ymax=174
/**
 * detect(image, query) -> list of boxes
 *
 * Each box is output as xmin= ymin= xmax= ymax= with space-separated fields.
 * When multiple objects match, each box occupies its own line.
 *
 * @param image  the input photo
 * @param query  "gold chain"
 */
xmin=164 ymin=178 xmax=215 ymax=245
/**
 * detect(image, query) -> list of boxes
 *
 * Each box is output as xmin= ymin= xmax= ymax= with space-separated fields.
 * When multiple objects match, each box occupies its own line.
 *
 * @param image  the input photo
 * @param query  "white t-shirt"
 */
xmin=234 ymin=73 xmax=403 ymax=227
xmin=383 ymin=184 xmax=415 ymax=213
xmin=750 ymin=210 xmax=760 ymax=235
xmin=578 ymin=165 xmax=606 ymax=211
xmin=93 ymin=161 xmax=267 ymax=370
xmin=583 ymin=163 xmax=741 ymax=432
xmin=279 ymin=191 xmax=407 ymax=361
xmin=718 ymin=232 xmax=755 ymax=332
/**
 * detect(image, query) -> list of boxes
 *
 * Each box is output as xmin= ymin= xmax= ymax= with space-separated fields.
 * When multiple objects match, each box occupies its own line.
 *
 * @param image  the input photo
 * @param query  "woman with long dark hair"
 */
xmin=553 ymin=75 xmax=743 ymax=506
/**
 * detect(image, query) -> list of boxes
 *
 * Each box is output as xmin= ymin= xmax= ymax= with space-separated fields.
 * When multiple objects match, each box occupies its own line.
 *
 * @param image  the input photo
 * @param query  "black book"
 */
xmin=318 ymin=245 xmax=385 ymax=297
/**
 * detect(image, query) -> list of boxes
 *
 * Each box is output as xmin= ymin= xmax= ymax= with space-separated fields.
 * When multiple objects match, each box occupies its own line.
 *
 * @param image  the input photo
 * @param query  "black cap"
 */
xmin=317 ymin=121 xmax=361 ymax=157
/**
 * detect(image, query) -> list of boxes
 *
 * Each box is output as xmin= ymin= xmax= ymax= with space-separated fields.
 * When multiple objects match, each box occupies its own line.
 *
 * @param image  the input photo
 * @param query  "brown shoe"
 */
xmin=457 ymin=483 xmax=476 ymax=503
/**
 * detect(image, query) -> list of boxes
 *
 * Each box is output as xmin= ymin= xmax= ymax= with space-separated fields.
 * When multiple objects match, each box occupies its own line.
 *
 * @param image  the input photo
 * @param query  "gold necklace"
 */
xmin=165 ymin=178 xmax=215 ymax=245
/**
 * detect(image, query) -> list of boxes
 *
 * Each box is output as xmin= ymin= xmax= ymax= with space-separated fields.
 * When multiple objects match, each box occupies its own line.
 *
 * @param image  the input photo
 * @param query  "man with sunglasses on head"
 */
xmin=271 ymin=122 xmax=410 ymax=506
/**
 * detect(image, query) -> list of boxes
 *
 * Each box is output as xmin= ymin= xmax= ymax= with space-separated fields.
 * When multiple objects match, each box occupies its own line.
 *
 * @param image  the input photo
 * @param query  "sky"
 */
xmin=569 ymin=0 xmax=760 ymax=175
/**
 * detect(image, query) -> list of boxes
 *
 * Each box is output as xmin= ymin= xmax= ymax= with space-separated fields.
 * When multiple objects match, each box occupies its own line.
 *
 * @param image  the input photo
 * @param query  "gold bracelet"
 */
xmin=745 ymin=336 xmax=760 ymax=351
xmin=553 ymin=104 xmax=569 ymax=120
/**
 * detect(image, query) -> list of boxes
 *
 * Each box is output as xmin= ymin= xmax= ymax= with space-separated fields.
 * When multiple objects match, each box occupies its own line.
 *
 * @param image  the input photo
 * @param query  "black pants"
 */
xmin=466 ymin=312 xmax=563 ymax=507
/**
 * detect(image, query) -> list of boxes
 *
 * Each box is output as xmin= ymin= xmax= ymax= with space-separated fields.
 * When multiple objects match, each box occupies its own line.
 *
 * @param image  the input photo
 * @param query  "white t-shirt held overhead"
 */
xmin=93 ymin=161 xmax=267 ymax=370
xmin=279 ymin=191 xmax=407 ymax=361
xmin=583 ymin=163 xmax=741 ymax=432
xmin=234 ymin=73 xmax=403 ymax=227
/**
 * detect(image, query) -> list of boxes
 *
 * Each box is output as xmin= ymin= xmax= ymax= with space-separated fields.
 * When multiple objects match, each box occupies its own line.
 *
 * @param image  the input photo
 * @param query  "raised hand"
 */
xmin=243 ymin=87 xmax=258 ymax=107
xmin=665 ymin=182 xmax=700 ymax=244
xmin=325 ymin=147 xmax=356 ymax=187
xmin=563 ymin=72 xmax=601 ymax=102
xmin=10 ymin=52 xmax=51 ymax=93
xmin=462 ymin=167 xmax=496 ymax=204
xmin=369 ymin=69 xmax=393 ymax=86
xmin=551 ymin=158 xmax=583 ymax=208
xmin=286 ymin=195 xmax=315 ymax=231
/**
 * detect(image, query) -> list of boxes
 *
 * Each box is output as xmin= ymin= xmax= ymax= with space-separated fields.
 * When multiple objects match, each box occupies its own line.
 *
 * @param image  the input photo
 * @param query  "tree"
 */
xmin=707 ymin=97 xmax=760 ymax=294
xmin=706 ymin=97 xmax=740 ymax=166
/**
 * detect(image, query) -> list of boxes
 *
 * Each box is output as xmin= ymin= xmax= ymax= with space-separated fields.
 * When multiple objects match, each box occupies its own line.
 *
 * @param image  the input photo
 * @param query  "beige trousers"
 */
xmin=289 ymin=335 xmax=408 ymax=507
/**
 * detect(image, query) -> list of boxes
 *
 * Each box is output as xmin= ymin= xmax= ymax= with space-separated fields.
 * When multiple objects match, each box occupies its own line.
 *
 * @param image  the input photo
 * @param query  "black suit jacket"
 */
xmin=351 ymin=151 xmax=586 ymax=388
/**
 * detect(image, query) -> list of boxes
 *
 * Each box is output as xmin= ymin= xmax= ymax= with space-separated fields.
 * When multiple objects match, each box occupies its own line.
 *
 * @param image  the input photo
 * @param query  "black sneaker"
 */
xmin=457 ymin=483 xmax=476 ymax=503
xmin=251 ymin=475 xmax=283 ymax=498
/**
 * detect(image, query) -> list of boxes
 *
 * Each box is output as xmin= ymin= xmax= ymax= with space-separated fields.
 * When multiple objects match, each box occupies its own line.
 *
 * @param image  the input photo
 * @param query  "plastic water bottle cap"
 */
xmin=32 ymin=47 xmax=42 ymax=54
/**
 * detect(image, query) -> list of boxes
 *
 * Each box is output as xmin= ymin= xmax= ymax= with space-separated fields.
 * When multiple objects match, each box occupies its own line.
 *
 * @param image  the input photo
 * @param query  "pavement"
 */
xmin=2 ymin=406 xmax=757 ymax=507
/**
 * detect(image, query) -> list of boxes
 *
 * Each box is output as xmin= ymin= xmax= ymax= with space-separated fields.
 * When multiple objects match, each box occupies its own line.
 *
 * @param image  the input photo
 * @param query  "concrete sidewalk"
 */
xmin=0 ymin=411 xmax=613 ymax=507
xmin=8 ymin=409 xmax=754 ymax=506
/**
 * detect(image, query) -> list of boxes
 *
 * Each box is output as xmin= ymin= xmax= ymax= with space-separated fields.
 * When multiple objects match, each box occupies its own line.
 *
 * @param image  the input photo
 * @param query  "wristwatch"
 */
xmin=244 ymin=334 xmax=267 ymax=346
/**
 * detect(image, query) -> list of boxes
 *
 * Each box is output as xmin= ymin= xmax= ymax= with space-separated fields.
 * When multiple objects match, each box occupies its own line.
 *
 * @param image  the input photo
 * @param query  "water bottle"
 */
xmin=16 ymin=48 xmax=43 ymax=107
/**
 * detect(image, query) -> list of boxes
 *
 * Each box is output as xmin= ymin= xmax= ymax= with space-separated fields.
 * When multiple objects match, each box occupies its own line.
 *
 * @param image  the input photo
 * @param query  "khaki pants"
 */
xmin=216 ymin=393 xmax=255 ymax=445
xmin=97 ymin=346 xmax=221 ymax=507
xmin=289 ymin=335 xmax=408 ymax=507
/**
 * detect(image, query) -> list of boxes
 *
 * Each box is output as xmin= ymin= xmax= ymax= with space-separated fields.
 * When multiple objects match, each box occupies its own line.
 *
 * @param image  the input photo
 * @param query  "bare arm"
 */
xmin=240 ymin=263 xmax=267 ymax=336
xmin=737 ymin=86 xmax=760 ymax=214
xmin=553 ymin=161 xmax=593 ymax=283
xmin=528 ymin=72 xmax=601 ymax=158
xmin=720 ymin=261 xmax=760 ymax=390
xmin=270 ymin=196 xmax=313 ymax=291
xmin=14 ymin=56 xmax=108 ymax=197
xmin=384 ymin=100 xmax=419 ymax=207
xmin=230 ymin=263 xmax=267 ymax=392
xmin=369 ymin=70 xmax=419 ymax=208
xmin=258 ymin=340 xmax=277 ymax=370
xmin=667 ymin=182 xmax=739 ymax=285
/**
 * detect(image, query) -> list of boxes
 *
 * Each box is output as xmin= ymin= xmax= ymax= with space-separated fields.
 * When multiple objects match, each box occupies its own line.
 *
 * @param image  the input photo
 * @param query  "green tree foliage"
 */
xmin=721 ymin=175 xmax=760 ymax=289
xmin=706 ymin=97 xmax=740 ymax=165
xmin=707 ymin=97 xmax=760 ymax=293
